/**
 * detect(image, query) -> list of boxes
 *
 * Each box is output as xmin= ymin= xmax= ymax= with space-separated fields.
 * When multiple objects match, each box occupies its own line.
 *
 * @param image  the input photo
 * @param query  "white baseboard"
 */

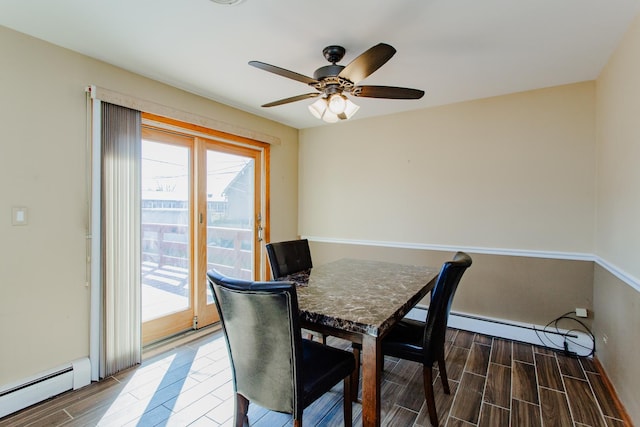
xmin=406 ymin=307 xmax=594 ymax=357
xmin=0 ymin=357 xmax=91 ymax=418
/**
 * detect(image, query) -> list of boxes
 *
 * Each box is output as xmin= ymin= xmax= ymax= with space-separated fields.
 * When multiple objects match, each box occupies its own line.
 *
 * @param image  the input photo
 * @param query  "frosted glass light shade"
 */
xmin=343 ymin=98 xmax=360 ymax=118
xmin=328 ymin=94 xmax=347 ymax=114
xmin=308 ymin=98 xmax=326 ymax=119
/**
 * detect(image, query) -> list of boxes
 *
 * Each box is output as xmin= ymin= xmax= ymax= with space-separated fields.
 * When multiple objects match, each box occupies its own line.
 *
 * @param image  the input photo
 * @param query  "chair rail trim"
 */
xmin=302 ymin=236 xmax=640 ymax=293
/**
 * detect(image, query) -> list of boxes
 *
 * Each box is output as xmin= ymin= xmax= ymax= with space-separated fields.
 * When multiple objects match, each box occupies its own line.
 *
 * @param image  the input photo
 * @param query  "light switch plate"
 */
xmin=12 ymin=207 xmax=28 ymax=225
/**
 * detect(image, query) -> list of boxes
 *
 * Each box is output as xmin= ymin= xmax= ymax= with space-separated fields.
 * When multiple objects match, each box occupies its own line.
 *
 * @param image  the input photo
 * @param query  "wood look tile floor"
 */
xmin=0 ymin=328 xmax=629 ymax=427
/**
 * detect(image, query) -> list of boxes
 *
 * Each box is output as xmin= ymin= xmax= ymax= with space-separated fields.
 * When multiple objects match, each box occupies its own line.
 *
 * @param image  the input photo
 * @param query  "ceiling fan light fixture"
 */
xmin=308 ymin=98 xmax=338 ymax=123
xmin=251 ymin=43 xmax=423 ymax=124
xmin=308 ymin=96 xmax=359 ymax=123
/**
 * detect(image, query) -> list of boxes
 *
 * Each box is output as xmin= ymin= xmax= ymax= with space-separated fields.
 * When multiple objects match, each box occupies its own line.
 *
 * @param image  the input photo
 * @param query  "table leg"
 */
xmin=361 ymin=334 xmax=382 ymax=427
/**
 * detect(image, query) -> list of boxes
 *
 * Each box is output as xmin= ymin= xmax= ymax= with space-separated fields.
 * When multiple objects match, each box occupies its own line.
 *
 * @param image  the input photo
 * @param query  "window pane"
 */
xmin=206 ymin=149 xmax=254 ymax=297
xmin=141 ymin=140 xmax=191 ymax=322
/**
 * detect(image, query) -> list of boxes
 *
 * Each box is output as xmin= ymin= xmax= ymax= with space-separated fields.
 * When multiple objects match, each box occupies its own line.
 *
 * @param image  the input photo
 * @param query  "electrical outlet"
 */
xmin=575 ymin=308 xmax=588 ymax=318
xmin=602 ymin=334 xmax=608 ymax=344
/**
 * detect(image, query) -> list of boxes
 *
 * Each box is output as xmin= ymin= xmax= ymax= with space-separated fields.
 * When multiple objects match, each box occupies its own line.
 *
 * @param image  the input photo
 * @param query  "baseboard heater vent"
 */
xmin=406 ymin=307 xmax=593 ymax=357
xmin=0 ymin=357 xmax=91 ymax=418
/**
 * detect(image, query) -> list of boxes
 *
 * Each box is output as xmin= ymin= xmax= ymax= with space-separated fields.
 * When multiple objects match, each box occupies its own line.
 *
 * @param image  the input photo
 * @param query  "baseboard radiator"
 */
xmin=406 ymin=307 xmax=594 ymax=357
xmin=0 ymin=357 xmax=91 ymax=418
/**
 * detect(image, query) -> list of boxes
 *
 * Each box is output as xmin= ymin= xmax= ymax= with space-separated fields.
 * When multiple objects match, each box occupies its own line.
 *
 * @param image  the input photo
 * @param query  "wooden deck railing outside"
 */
xmin=142 ymin=222 xmax=252 ymax=280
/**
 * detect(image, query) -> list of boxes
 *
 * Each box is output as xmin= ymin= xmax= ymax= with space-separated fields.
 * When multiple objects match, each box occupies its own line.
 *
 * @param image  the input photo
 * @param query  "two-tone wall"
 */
xmin=594 ymin=13 xmax=640 ymax=422
xmin=299 ymin=15 xmax=640 ymax=422
xmin=0 ymin=26 xmax=299 ymax=388
xmin=299 ymin=81 xmax=596 ymax=327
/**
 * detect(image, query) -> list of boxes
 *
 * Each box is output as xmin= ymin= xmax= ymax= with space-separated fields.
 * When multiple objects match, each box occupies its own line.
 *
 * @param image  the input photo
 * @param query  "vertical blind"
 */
xmin=100 ymin=102 xmax=142 ymax=377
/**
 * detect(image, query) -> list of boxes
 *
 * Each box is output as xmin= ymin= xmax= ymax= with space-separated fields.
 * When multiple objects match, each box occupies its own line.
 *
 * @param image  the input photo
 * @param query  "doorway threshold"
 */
xmin=142 ymin=323 xmax=222 ymax=360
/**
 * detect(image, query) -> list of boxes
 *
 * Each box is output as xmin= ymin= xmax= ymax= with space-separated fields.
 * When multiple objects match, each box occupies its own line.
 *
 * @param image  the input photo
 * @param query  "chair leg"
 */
xmin=423 ymin=366 xmax=439 ymax=427
xmin=350 ymin=345 xmax=360 ymax=402
xmin=437 ymin=357 xmax=451 ymax=394
xmin=235 ymin=393 xmax=249 ymax=427
xmin=343 ymin=376 xmax=353 ymax=427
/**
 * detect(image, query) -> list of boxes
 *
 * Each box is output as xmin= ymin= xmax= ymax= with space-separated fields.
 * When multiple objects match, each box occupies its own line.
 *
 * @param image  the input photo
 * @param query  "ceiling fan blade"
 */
xmin=249 ymin=61 xmax=318 ymax=85
xmin=338 ymin=43 xmax=396 ymax=84
xmin=352 ymin=85 xmax=425 ymax=99
xmin=261 ymin=93 xmax=320 ymax=107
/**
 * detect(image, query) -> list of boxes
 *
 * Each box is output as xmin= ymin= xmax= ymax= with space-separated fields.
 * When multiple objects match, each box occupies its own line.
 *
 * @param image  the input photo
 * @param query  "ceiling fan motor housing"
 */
xmin=313 ymin=64 xmax=345 ymax=81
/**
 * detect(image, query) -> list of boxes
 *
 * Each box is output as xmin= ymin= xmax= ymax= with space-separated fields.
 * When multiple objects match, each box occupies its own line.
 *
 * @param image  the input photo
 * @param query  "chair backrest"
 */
xmin=207 ymin=269 xmax=303 ymax=415
xmin=422 ymin=251 xmax=472 ymax=364
xmin=265 ymin=239 xmax=313 ymax=278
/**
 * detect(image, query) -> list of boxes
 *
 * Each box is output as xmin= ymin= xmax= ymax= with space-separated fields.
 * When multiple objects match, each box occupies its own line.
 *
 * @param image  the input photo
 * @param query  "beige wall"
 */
xmin=299 ymin=82 xmax=596 ymax=252
xmin=594 ymin=13 xmax=640 ymax=422
xmin=595 ymin=15 xmax=640 ymax=280
xmin=0 ymin=26 xmax=298 ymax=387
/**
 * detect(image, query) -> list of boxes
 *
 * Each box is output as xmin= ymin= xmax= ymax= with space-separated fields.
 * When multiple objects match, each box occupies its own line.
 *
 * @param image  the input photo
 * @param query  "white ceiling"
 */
xmin=1 ymin=0 xmax=639 ymax=129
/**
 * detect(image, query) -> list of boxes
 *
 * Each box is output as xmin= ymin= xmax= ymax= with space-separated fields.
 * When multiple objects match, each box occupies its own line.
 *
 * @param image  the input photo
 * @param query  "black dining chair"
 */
xmin=381 ymin=251 xmax=472 ymax=427
xmin=266 ymin=239 xmax=320 ymax=344
xmin=266 ymin=239 xmax=362 ymax=402
xmin=265 ymin=238 xmax=313 ymax=281
xmin=207 ymin=269 xmax=355 ymax=427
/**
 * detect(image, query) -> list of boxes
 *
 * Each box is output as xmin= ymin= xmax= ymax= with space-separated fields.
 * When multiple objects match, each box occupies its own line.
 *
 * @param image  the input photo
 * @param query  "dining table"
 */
xmin=292 ymin=258 xmax=440 ymax=427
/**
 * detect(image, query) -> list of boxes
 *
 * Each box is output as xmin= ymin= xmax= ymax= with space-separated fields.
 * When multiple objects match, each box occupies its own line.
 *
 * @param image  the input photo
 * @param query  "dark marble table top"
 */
xmin=293 ymin=258 xmax=439 ymax=338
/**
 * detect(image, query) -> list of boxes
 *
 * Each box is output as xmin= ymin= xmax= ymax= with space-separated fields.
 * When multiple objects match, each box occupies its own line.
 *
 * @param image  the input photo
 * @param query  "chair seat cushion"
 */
xmin=381 ymin=318 xmax=426 ymax=364
xmin=301 ymin=339 xmax=355 ymax=407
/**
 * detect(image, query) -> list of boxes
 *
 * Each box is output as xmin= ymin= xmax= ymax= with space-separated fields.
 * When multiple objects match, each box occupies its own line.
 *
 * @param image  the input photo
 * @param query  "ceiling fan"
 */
xmin=249 ymin=43 xmax=425 ymax=123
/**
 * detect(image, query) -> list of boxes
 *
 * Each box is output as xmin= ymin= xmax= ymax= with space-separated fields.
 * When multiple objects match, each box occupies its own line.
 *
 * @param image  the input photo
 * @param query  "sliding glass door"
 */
xmin=140 ymin=121 xmax=266 ymax=345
